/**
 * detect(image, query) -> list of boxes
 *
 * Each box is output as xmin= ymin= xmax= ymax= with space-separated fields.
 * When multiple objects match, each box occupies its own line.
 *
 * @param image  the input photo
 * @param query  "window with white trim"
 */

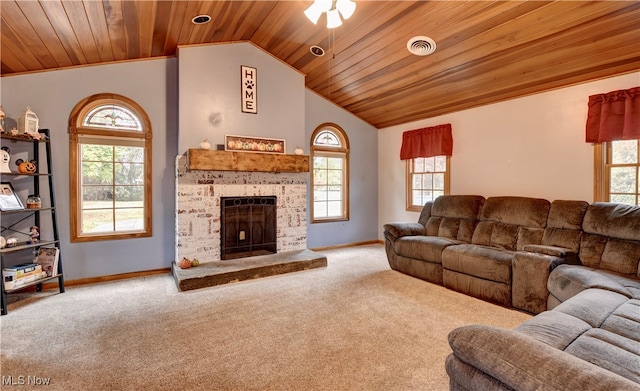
xmin=69 ymin=94 xmax=152 ymax=242
xmin=310 ymin=124 xmax=349 ymax=222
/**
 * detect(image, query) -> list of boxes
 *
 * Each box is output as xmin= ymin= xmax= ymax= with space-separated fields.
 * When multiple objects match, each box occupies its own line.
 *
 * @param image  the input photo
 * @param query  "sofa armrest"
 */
xmin=447 ymin=325 xmax=640 ymax=391
xmin=512 ymin=251 xmax=566 ymax=314
xmin=383 ymin=222 xmax=425 ymax=239
xmin=522 ymin=244 xmax=578 ymax=263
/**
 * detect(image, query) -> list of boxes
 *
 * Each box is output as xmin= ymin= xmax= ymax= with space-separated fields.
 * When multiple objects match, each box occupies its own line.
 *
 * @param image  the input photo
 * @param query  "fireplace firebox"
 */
xmin=220 ymin=196 xmax=277 ymax=260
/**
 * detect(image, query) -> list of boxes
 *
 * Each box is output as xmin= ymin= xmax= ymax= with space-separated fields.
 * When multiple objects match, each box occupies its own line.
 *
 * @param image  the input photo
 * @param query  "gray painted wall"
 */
xmin=177 ymin=42 xmax=306 ymax=154
xmin=1 ymin=59 xmax=178 ymax=280
xmin=305 ymin=90 xmax=378 ymax=248
xmin=0 ymin=43 xmax=379 ymax=280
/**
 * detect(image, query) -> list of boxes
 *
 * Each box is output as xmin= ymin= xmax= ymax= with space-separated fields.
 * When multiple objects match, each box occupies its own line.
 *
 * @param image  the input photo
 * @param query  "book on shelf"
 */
xmin=3 ymin=264 xmax=43 ymax=281
xmin=35 ymin=247 xmax=59 ymax=278
xmin=3 ymin=262 xmax=39 ymax=273
xmin=4 ymin=270 xmax=47 ymax=290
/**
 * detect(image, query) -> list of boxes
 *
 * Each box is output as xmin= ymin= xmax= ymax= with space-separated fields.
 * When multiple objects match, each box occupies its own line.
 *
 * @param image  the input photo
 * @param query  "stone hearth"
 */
xmin=172 ymin=249 xmax=327 ymax=291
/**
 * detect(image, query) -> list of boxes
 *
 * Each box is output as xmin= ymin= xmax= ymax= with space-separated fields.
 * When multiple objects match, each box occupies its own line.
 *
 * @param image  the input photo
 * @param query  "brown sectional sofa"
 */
xmin=383 ymin=195 xmax=640 ymax=390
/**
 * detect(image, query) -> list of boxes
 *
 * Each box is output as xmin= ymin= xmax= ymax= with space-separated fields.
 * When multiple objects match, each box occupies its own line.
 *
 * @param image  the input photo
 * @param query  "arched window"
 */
xmin=69 ymin=93 xmax=152 ymax=242
xmin=310 ymin=123 xmax=349 ymax=222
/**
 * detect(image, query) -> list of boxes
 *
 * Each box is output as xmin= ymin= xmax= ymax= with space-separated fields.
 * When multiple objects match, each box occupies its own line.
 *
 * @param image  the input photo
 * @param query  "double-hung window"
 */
xmin=595 ymin=139 xmax=640 ymax=206
xmin=69 ymin=93 xmax=152 ymax=242
xmin=310 ymin=124 xmax=349 ymax=222
xmin=406 ymin=156 xmax=450 ymax=211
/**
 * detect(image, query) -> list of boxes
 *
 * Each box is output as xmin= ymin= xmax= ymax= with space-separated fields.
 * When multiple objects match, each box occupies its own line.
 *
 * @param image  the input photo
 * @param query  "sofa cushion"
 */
xmin=540 ymin=199 xmax=587 ymax=253
xmin=471 ymin=197 xmax=549 ymax=251
xmin=442 ymin=244 xmax=512 ymax=284
xmin=422 ymin=195 xmax=485 ymax=242
xmin=565 ymin=328 xmax=640 ymax=383
xmin=542 ymin=228 xmax=583 ymax=252
xmin=597 ymin=270 xmax=640 ymax=299
xmin=490 ymin=223 xmax=519 ymax=250
xmin=431 ymin=194 xmax=485 ymax=219
xmin=394 ymin=236 xmax=462 ymax=264
xmin=583 ymin=202 xmax=640 ymax=242
xmin=438 ymin=217 xmax=461 ymax=239
xmin=516 ymin=227 xmax=544 ymax=251
xmin=548 ymin=265 xmax=633 ymax=302
xmin=601 ymin=238 xmax=640 ymax=276
xmin=471 ymin=221 xmax=493 ymax=246
xmin=578 ymin=232 xmax=609 ymax=268
xmin=383 ymin=222 xmax=425 ymax=239
xmin=547 ymin=200 xmax=589 ymax=230
xmin=479 ymin=196 xmax=550 ymax=227
xmin=417 ymin=200 xmax=433 ymax=226
xmin=601 ymin=299 xmax=640 ymax=342
xmin=516 ymin=311 xmax=591 ymax=350
xmin=551 ymin=288 xmax=629 ymax=328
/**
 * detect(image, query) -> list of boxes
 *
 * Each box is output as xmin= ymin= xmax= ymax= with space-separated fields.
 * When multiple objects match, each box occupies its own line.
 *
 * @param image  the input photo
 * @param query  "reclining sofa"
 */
xmin=383 ymin=195 xmax=640 ymax=390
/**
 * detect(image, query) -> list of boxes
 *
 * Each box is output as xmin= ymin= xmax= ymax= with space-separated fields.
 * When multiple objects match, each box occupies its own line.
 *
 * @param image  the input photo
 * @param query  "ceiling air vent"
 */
xmin=407 ymin=36 xmax=436 ymax=56
xmin=310 ymin=45 xmax=325 ymax=57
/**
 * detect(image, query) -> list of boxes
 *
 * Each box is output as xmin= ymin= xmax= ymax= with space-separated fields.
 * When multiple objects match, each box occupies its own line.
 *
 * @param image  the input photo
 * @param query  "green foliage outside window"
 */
xmin=608 ymin=140 xmax=639 ymax=205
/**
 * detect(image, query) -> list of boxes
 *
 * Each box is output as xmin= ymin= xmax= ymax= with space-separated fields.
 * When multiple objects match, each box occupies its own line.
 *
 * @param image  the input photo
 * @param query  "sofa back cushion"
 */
xmin=542 ymin=200 xmax=589 ymax=252
xmin=472 ymin=196 xmax=550 ymax=250
xmin=580 ymin=203 xmax=640 ymax=276
xmin=421 ymin=195 xmax=485 ymax=242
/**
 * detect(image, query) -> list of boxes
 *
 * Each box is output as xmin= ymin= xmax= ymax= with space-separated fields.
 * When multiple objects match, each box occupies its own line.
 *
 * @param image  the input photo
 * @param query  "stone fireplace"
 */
xmin=175 ymin=155 xmax=308 ymax=264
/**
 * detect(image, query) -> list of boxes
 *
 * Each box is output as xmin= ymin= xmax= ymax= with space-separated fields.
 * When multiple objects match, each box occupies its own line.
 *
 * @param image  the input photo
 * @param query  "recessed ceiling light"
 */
xmin=192 ymin=15 xmax=211 ymax=25
xmin=310 ymin=45 xmax=325 ymax=57
xmin=407 ymin=36 xmax=436 ymax=56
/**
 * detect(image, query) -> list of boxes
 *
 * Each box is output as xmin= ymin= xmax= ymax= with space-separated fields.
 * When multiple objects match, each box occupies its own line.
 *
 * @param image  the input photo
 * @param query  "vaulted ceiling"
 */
xmin=2 ymin=1 xmax=639 ymax=128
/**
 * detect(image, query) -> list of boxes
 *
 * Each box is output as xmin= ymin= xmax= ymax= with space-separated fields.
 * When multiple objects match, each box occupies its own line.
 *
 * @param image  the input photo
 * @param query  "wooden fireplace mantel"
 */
xmin=187 ymin=149 xmax=310 ymax=173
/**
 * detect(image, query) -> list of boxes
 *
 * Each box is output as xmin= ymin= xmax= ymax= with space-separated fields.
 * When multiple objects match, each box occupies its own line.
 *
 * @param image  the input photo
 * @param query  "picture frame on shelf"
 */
xmin=0 ymin=182 xmax=24 ymax=211
xmin=225 ymin=135 xmax=285 ymax=154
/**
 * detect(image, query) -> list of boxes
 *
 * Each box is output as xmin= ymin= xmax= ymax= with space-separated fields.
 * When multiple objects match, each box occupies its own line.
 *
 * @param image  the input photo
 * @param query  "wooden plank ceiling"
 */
xmin=2 ymin=1 xmax=639 ymax=128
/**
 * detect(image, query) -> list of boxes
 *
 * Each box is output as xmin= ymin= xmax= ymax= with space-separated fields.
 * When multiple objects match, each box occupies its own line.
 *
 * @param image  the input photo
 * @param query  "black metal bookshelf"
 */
xmin=1 ymin=129 xmax=64 ymax=315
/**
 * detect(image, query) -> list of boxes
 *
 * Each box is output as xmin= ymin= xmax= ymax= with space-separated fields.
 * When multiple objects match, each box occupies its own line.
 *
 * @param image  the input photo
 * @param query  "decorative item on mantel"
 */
xmin=295 ymin=147 xmax=304 ymax=155
xmin=225 ymin=134 xmax=285 ymax=154
xmin=199 ymin=139 xmax=211 ymax=150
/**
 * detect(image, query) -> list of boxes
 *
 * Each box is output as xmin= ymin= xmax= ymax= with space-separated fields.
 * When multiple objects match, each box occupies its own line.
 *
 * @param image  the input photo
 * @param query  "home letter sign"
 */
xmin=241 ymin=65 xmax=257 ymax=114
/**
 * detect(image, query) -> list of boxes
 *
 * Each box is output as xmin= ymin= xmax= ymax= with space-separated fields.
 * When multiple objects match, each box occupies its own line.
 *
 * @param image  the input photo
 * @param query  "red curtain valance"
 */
xmin=400 ymin=124 xmax=453 ymax=160
xmin=586 ymin=86 xmax=640 ymax=143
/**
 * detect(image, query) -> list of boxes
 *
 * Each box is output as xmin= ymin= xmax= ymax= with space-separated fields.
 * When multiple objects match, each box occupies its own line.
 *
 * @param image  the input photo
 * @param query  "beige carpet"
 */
xmin=0 ymin=244 xmax=530 ymax=390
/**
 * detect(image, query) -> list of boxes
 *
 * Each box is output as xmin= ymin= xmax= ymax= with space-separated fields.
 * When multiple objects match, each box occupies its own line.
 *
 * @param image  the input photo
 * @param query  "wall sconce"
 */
xmin=305 ymin=0 xmax=356 ymax=29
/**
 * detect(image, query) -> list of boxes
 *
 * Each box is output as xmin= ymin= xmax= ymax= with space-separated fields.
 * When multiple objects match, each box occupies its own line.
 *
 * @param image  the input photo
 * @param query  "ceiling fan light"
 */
xmin=336 ymin=0 xmax=356 ymax=20
xmin=326 ymin=9 xmax=343 ymax=28
xmin=304 ymin=0 xmax=332 ymax=24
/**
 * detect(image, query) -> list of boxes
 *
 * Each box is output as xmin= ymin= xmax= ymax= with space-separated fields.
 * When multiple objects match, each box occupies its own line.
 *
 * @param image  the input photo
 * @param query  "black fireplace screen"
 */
xmin=220 ymin=196 xmax=277 ymax=260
